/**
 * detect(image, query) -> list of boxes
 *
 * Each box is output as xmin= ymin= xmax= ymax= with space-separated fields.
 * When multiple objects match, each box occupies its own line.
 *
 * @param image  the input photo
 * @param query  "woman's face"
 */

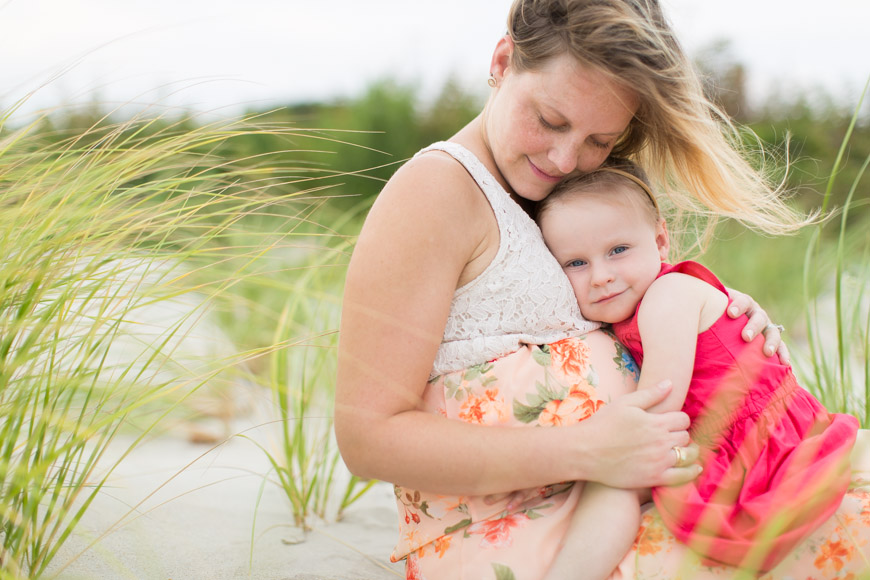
xmin=485 ymin=43 xmax=640 ymax=202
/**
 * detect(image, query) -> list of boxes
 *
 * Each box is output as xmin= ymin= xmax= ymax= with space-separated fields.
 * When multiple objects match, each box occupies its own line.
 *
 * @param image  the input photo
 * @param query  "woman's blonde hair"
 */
xmin=508 ymin=0 xmax=812 ymax=244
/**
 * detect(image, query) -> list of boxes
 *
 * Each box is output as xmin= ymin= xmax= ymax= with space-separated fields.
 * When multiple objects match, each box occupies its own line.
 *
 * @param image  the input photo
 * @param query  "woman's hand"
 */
xmin=727 ymin=288 xmax=790 ymax=364
xmin=573 ymin=381 xmax=702 ymax=489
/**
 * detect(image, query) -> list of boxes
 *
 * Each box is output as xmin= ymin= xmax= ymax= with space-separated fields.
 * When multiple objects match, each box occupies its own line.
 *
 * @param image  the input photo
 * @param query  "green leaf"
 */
xmin=444 ymin=518 xmax=472 ymax=535
xmin=586 ymin=366 xmax=599 ymax=387
xmin=419 ymin=500 xmax=432 ymax=518
xmin=492 ymin=563 xmax=517 ymax=580
xmin=535 ymin=380 xmax=563 ymax=402
xmin=532 ymin=347 xmax=551 ymax=367
xmin=513 ymin=399 xmax=543 ymax=424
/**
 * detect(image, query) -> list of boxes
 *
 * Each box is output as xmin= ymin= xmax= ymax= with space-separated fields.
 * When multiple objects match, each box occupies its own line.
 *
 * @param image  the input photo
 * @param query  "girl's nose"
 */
xmin=590 ymin=263 xmax=615 ymax=286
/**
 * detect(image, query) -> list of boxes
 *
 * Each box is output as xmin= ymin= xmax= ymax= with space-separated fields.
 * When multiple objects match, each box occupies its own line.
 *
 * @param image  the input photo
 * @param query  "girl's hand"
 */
xmin=727 ymin=288 xmax=790 ymax=365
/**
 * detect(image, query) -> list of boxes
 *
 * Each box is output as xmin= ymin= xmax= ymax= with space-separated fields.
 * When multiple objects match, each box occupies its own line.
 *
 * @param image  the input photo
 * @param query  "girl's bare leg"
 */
xmin=543 ymin=482 xmax=641 ymax=580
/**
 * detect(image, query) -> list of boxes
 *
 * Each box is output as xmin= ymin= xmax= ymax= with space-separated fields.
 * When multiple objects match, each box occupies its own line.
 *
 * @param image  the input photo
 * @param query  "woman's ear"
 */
xmin=489 ymin=34 xmax=514 ymax=84
xmin=656 ymin=218 xmax=670 ymax=261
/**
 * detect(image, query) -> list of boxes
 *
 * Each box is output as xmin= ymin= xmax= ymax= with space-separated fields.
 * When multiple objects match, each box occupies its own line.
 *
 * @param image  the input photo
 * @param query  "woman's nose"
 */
xmin=548 ymin=144 xmax=578 ymax=175
xmin=548 ymin=141 xmax=609 ymax=175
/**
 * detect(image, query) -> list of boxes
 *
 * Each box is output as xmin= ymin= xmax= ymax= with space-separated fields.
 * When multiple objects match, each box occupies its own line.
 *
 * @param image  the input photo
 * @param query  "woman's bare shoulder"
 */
xmin=381 ymin=150 xmax=483 ymax=206
xmin=367 ymin=149 xmax=492 ymax=234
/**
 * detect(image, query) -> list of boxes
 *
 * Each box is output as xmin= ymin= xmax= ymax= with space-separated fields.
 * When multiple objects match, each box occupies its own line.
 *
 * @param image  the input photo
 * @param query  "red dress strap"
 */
xmin=658 ymin=260 xmax=729 ymax=297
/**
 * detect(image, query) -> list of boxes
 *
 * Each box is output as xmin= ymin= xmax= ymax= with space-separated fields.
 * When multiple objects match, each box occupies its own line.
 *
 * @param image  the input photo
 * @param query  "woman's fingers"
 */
xmin=726 ymin=287 xmax=767 ymax=339
xmin=622 ymin=380 xmax=679 ymax=411
xmin=728 ymin=288 xmax=790 ymax=363
xmin=660 ymin=463 xmax=703 ymax=487
xmin=775 ymin=340 xmax=791 ymax=366
xmin=672 ymin=442 xmax=700 ymax=467
xmin=762 ymin=325 xmax=791 ymax=364
xmin=659 ymin=443 xmax=701 ymax=486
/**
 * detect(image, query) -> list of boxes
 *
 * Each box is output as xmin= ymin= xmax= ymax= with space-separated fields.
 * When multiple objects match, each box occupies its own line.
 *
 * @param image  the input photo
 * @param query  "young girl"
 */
xmin=537 ymin=160 xmax=861 ymax=577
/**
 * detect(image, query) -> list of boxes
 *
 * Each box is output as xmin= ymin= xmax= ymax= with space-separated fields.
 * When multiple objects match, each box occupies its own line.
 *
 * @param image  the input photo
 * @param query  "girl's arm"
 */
xmin=634 ymin=273 xmax=726 ymax=414
xmin=335 ymin=155 xmax=697 ymax=496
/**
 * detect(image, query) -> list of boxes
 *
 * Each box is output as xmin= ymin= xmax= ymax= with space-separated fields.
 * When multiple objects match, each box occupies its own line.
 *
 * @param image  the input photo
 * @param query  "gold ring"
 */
xmin=672 ymin=446 xmax=684 ymax=467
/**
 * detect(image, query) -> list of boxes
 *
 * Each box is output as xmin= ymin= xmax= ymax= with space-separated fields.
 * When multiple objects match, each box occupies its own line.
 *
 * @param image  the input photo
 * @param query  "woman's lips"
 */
xmin=528 ymin=158 xmax=564 ymax=183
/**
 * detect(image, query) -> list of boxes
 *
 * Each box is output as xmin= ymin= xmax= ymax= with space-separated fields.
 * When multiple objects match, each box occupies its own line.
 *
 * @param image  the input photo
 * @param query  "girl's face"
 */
xmin=484 ymin=39 xmax=639 ymax=202
xmin=538 ymin=185 xmax=669 ymax=323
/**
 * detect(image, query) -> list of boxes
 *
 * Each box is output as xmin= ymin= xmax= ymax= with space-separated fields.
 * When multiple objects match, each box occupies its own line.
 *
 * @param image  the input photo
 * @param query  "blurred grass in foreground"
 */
xmin=0 ymin=94 xmax=368 ymax=577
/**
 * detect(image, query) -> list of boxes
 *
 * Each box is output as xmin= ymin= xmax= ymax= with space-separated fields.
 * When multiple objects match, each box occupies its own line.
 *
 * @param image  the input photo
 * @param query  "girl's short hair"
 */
xmin=508 ymin=0 xmax=811 ymax=243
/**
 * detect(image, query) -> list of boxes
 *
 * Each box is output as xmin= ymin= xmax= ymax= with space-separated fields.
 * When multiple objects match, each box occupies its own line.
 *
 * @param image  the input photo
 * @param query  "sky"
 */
xmin=1 ymin=0 xmax=868 ymax=118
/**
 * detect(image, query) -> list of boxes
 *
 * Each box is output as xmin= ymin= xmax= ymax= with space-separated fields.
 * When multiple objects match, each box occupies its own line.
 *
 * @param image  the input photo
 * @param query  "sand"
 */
xmin=46 ymin=428 xmax=405 ymax=580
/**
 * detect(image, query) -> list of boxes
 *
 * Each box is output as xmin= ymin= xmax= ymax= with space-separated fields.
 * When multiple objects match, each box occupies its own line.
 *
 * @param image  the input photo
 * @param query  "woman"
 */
xmin=335 ymin=1 xmax=870 ymax=578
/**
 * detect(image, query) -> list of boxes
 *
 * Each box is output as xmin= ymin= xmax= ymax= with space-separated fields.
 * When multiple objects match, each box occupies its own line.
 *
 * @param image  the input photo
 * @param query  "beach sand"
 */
xmin=47 ymin=428 xmax=404 ymax=580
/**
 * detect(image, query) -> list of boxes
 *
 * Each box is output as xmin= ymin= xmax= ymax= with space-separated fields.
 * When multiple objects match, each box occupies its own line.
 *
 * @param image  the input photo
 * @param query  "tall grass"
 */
xmin=230 ymin=197 xmax=376 ymax=533
xmin=797 ymin=80 xmax=870 ymax=422
xmin=0 ymin=98 xmax=356 ymax=578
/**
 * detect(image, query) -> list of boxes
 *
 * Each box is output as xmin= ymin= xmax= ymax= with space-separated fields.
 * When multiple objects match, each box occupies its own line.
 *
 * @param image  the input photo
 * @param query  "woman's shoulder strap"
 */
xmin=415 ymin=142 xmax=510 ymax=211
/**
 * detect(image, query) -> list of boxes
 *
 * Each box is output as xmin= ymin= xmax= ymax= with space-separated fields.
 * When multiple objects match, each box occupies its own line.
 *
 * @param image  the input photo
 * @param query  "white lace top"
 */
xmin=423 ymin=142 xmax=600 ymax=377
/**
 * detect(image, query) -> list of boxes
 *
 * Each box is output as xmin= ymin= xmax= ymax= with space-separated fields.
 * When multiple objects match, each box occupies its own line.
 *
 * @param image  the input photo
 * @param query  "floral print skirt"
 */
xmin=392 ymin=331 xmax=870 ymax=579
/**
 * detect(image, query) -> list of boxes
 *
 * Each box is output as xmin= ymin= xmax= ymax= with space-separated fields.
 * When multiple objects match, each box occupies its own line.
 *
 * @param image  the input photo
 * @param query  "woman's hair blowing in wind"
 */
xmin=507 ymin=0 xmax=811 ymax=243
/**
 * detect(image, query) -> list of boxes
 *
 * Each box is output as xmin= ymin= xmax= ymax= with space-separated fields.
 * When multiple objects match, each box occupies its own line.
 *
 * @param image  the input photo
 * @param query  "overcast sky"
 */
xmin=2 ymin=0 xmax=868 ymax=117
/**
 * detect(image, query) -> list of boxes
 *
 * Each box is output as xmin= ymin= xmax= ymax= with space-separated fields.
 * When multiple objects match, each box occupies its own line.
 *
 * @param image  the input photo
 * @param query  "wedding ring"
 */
xmin=672 ymin=446 xmax=685 ymax=467
xmin=763 ymin=323 xmax=785 ymax=334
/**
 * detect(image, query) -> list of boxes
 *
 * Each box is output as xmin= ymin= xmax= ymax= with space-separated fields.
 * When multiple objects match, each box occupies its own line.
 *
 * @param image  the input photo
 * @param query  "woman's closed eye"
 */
xmin=537 ymin=113 xmax=612 ymax=150
xmin=538 ymin=114 xmax=568 ymax=133
xmin=589 ymin=137 xmax=612 ymax=150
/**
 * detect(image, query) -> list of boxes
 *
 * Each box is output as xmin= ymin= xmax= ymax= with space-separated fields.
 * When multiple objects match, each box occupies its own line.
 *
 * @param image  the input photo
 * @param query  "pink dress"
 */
xmin=612 ymin=260 xmax=860 ymax=572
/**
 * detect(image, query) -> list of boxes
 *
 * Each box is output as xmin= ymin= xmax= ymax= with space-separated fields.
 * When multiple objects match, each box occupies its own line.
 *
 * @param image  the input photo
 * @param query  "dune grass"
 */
xmin=797 ymin=81 xmax=870 ymax=421
xmin=0 ymin=97 xmax=367 ymax=577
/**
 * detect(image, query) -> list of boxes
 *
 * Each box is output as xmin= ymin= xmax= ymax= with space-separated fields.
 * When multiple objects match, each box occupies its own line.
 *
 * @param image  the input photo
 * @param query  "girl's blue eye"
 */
xmin=612 ymin=246 xmax=628 ymax=255
xmin=566 ymin=259 xmax=587 ymax=268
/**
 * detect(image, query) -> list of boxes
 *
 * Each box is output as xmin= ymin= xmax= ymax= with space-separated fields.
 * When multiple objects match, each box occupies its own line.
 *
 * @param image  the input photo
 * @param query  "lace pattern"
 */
xmin=419 ymin=142 xmax=600 ymax=376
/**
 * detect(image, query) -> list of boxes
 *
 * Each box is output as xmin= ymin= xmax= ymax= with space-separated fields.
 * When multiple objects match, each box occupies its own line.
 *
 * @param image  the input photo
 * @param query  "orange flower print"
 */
xmin=458 ymin=388 xmax=507 ymax=425
xmin=434 ymin=535 xmax=452 ymax=558
xmin=538 ymin=393 xmax=603 ymax=426
xmin=467 ymin=512 xmax=530 ymax=549
xmin=568 ymin=380 xmax=597 ymax=400
xmin=406 ymin=553 xmax=427 ymax=580
xmin=634 ymin=516 xmax=667 ymax=556
xmin=426 ymin=496 xmax=465 ymax=519
xmin=550 ymin=338 xmax=592 ymax=381
xmin=855 ymin=488 xmax=870 ymax=525
xmin=813 ymin=539 xmax=854 ymax=573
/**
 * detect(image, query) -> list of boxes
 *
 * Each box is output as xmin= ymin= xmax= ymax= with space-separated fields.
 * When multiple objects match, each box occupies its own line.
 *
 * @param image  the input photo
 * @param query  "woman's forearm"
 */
xmin=336 ymin=382 xmax=696 ymax=495
xmin=336 ymin=408 xmax=578 ymax=495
